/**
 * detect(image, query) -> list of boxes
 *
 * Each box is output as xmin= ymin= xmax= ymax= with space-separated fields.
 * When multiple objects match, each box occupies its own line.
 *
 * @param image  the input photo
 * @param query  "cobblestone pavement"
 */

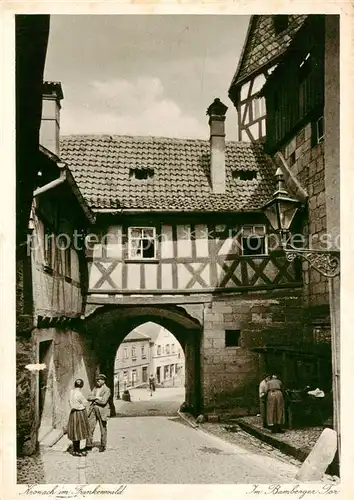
xmin=114 ymin=386 xmax=185 ymax=417
xmin=18 ymin=413 xmax=301 ymax=484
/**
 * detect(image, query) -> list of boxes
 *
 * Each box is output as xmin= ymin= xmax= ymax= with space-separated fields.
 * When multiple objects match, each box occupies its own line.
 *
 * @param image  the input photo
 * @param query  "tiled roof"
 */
xmin=229 ymin=15 xmax=307 ymax=92
xmin=122 ymin=329 xmax=151 ymax=342
xmin=60 ymin=135 xmax=276 ymax=212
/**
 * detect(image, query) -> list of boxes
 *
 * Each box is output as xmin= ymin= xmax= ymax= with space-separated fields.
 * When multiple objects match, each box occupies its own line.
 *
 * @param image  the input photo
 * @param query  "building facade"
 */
xmin=114 ymin=325 xmax=185 ymax=394
xmin=228 ymin=14 xmax=339 ymax=410
xmin=114 ymin=329 xmax=151 ymax=393
xmin=150 ymin=326 xmax=185 ymax=386
xmin=17 ymin=82 xmax=98 ymax=454
xmin=61 ymin=98 xmax=306 ymax=416
xmin=16 ymin=15 xmax=340 ymax=458
xmin=228 ymin=15 xmax=307 ymax=143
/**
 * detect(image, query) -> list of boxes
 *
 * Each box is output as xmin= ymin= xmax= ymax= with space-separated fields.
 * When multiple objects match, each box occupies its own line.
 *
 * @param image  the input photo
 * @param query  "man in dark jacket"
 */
xmin=86 ymin=374 xmax=111 ymax=452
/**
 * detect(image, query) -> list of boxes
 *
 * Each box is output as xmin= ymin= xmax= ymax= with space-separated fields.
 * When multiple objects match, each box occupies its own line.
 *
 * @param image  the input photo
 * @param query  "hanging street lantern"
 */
xmin=262 ymin=168 xmax=340 ymax=278
xmin=262 ymin=168 xmax=303 ymax=249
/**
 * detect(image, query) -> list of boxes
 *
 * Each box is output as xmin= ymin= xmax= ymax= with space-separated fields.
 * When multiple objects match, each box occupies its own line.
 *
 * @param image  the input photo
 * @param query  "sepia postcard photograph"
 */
xmin=1 ymin=2 xmax=353 ymax=498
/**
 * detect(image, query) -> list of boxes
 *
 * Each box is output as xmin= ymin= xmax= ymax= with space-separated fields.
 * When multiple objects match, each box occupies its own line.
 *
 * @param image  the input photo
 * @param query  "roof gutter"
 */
xmin=33 ymin=163 xmax=66 ymax=196
xmin=93 ymin=208 xmax=265 ymax=215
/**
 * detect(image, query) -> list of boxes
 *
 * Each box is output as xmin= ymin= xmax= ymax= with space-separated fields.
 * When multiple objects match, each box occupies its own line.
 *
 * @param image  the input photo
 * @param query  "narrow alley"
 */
xmin=17 ymin=386 xmax=304 ymax=484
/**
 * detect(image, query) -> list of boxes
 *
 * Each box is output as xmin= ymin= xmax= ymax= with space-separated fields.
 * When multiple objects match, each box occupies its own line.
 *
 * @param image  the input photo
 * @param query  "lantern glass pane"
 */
xmin=264 ymin=203 xmax=280 ymax=231
xmin=278 ymin=200 xmax=298 ymax=230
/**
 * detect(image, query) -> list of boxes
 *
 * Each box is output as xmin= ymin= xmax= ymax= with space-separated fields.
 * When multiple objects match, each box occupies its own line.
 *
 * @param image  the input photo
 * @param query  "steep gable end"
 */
xmin=229 ymin=14 xmax=307 ymax=95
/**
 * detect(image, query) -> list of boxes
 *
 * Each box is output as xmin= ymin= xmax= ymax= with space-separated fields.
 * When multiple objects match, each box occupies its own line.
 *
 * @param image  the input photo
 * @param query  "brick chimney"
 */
xmin=207 ymin=98 xmax=228 ymax=194
xmin=40 ymin=81 xmax=63 ymax=156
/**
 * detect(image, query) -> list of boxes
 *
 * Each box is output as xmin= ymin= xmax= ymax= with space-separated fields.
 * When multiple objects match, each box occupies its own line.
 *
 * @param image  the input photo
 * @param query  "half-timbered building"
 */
xmin=229 ymin=15 xmax=340 ymax=423
xmin=59 ymin=97 xmax=306 ymax=417
xmin=228 ymin=15 xmax=307 ymax=142
xmin=17 ymin=82 xmax=99 ymax=454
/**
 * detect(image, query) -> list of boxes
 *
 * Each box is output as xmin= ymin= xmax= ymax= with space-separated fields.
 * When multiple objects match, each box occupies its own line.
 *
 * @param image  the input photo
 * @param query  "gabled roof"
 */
xmin=60 ymin=135 xmax=276 ymax=213
xmin=134 ymin=322 xmax=161 ymax=342
xmin=121 ymin=329 xmax=151 ymax=343
xmin=229 ymin=15 xmax=307 ymax=96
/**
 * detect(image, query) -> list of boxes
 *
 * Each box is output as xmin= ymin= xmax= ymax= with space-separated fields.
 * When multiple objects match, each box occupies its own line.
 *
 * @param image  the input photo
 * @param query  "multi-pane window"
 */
xmin=123 ymin=348 xmax=128 ymax=359
xmin=141 ymin=345 xmax=146 ymax=359
xmin=166 ymin=344 xmax=170 ymax=355
xmin=128 ymin=227 xmax=156 ymax=259
xmin=44 ymin=229 xmax=55 ymax=269
xmin=241 ymin=225 xmax=267 ymax=256
xmin=171 ymin=344 xmax=175 ymax=354
xmin=58 ymin=235 xmax=71 ymax=278
xmin=157 ymin=345 xmax=161 ymax=356
xmin=132 ymin=346 xmax=137 ymax=360
xmin=252 ymin=96 xmax=266 ymax=120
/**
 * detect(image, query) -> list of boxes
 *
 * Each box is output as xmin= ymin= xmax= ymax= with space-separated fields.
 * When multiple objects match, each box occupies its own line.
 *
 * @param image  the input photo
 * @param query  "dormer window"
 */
xmin=129 ymin=167 xmax=154 ymax=180
xmin=273 ymin=15 xmax=289 ymax=35
xmin=232 ymin=170 xmax=258 ymax=181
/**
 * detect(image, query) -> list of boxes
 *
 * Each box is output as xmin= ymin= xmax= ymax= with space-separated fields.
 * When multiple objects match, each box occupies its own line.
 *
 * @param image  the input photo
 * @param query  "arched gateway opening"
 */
xmin=113 ymin=321 xmax=186 ymax=414
xmin=82 ymin=305 xmax=203 ymax=415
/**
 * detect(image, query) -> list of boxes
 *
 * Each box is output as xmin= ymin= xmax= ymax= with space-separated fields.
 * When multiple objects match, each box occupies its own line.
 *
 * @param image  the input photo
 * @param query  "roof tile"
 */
xmin=60 ymin=135 xmax=276 ymax=212
xmin=229 ymin=15 xmax=307 ymax=91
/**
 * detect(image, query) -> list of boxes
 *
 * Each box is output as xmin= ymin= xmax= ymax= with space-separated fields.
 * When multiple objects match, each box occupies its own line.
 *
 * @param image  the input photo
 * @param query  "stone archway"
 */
xmin=82 ymin=305 xmax=203 ymax=414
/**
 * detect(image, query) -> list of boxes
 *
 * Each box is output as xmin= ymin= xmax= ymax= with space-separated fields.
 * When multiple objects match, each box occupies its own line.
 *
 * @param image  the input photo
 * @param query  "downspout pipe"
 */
xmin=33 ymin=162 xmax=66 ymax=197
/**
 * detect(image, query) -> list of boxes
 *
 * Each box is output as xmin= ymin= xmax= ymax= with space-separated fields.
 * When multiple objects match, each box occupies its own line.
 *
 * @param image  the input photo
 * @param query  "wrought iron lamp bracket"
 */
xmin=284 ymin=247 xmax=340 ymax=278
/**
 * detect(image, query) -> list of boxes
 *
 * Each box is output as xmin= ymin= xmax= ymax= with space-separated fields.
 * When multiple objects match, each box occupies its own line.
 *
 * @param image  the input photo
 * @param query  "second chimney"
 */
xmin=40 ymin=81 xmax=64 ymax=156
xmin=207 ymin=98 xmax=228 ymax=194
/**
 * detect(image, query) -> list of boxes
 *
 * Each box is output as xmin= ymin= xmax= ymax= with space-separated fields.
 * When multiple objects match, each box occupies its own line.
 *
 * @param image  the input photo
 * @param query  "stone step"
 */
xmin=51 ymin=434 xmax=71 ymax=452
xmin=40 ymin=428 xmax=64 ymax=448
xmin=38 ymin=425 xmax=53 ymax=443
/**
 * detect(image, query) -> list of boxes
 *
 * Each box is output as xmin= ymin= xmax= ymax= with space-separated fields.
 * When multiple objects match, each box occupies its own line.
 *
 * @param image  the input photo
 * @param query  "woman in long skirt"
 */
xmin=67 ymin=379 xmax=90 ymax=456
xmin=266 ymin=374 xmax=285 ymax=433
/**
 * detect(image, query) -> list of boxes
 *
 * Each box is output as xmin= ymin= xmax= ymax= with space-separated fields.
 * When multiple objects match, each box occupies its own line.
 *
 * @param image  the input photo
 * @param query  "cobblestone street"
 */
xmin=17 ymin=388 xmax=304 ymax=484
xmin=18 ymin=416 xmax=301 ymax=484
xmin=114 ymin=386 xmax=185 ymax=416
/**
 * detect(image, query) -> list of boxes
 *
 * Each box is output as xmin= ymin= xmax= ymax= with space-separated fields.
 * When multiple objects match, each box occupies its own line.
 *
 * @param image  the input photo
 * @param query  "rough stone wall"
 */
xmin=281 ymin=125 xmax=329 ymax=312
xmin=201 ymin=289 xmax=304 ymax=414
xmin=34 ymin=328 xmax=97 ymax=434
xmin=17 ymin=336 xmax=38 ymax=455
xmin=280 ymin=124 xmax=330 ymax=342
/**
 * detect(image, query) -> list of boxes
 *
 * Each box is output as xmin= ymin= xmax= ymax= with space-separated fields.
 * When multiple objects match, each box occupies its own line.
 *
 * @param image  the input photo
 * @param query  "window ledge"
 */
xmin=125 ymin=259 xmax=159 ymax=264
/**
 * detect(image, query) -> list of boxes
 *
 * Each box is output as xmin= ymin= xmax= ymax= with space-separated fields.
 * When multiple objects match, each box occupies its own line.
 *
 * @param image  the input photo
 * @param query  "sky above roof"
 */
xmin=44 ymin=15 xmax=250 ymax=140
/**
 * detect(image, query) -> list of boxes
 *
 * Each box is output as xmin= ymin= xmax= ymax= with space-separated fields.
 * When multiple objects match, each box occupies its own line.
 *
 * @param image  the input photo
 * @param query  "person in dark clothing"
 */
xmin=149 ymin=374 xmax=156 ymax=396
xmin=266 ymin=374 xmax=285 ymax=433
xmin=86 ymin=374 xmax=111 ymax=453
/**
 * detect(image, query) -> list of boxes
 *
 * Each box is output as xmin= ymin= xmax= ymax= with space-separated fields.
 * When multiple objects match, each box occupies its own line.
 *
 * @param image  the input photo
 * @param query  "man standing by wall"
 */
xmin=86 ymin=374 xmax=111 ymax=452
